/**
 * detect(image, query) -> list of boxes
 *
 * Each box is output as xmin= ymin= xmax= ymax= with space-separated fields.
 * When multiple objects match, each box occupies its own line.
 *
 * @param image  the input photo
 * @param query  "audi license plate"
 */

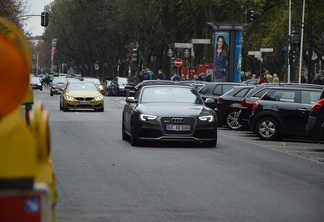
xmin=78 ymin=101 xmax=90 ymax=105
xmin=166 ymin=124 xmax=190 ymax=131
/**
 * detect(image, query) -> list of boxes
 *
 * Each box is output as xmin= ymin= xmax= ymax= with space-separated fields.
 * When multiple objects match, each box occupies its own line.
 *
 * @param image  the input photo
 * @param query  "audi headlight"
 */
xmin=199 ymin=115 xmax=214 ymax=122
xmin=65 ymin=95 xmax=74 ymax=101
xmin=140 ymin=114 xmax=157 ymax=121
xmin=95 ymin=95 xmax=103 ymax=101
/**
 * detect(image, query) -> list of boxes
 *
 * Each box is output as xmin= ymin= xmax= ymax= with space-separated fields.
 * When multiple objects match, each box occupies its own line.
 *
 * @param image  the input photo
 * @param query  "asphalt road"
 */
xmin=33 ymin=88 xmax=324 ymax=222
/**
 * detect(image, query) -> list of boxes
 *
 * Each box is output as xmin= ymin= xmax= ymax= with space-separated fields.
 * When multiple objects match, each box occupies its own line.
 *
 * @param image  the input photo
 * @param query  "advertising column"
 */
xmin=209 ymin=22 xmax=246 ymax=83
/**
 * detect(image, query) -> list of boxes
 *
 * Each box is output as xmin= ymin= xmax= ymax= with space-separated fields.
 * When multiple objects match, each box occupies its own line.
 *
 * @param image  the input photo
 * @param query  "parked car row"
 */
xmin=211 ymin=83 xmax=324 ymax=141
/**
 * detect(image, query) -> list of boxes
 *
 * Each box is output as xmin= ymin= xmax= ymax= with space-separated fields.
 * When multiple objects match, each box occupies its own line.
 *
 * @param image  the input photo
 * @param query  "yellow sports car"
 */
xmin=60 ymin=81 xmax=104 ymax=112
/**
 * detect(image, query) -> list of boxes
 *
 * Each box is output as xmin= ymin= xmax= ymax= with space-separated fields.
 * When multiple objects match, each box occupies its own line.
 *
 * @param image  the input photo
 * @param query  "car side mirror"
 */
xmin=204 ymin=98 xmax=215 ymax=104
xmin=125 ymin=97 xmax=137 ymax=103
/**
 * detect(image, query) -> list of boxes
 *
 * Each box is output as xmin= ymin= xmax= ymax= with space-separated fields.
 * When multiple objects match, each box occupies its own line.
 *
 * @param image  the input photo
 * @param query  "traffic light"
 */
xmin=132 ymin=48 xmax=139 ymax=63
xmin=289 ymin=50 xmax=296 ymax=64
xmin=41 ymin=12 xmax=49 ymax=27
xmin=246 ymin=9 xmax=254 ymax=23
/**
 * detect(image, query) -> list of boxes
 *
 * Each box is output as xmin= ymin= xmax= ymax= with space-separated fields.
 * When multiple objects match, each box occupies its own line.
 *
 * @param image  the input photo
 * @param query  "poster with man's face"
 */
xmin=213 ymin=32 xmax=230 ymax=82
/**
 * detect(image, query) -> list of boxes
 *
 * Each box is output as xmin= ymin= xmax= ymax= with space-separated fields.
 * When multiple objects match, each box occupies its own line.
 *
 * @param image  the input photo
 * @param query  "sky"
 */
xmin=25 ymin=0 xmax=53 ymax=36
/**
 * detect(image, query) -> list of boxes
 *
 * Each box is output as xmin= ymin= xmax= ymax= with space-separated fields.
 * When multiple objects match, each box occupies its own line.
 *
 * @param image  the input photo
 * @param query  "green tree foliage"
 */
xmin=0 ymin=0 xmax=27 ymax=29
xmin=39 ymin=0 xmax=323 ymax=79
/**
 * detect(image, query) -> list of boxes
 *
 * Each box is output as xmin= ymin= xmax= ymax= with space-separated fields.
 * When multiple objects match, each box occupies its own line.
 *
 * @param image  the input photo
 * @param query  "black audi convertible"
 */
xmin=122 ymin=85 xmax=218 ymax=147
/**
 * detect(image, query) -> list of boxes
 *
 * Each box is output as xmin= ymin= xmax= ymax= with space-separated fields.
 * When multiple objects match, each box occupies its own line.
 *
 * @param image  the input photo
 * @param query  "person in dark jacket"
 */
xmin=312 ymin=74 xmax=324 ymax=85
xmin=156 ymin=69 xmax=166 ymax=80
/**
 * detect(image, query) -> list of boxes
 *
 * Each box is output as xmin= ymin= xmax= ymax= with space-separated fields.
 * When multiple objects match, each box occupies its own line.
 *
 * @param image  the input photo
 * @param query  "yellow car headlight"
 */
xmin=95 ymin=95 xmax=103 ymax=101
xmin=65 ymin=95 xmax=74 ymax=101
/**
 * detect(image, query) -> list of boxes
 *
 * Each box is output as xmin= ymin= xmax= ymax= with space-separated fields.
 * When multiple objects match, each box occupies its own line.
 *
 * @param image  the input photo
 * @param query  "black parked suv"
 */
xmin=215 ymin=85 xmax=255 ymax=129
xmin=249 ymin=86 xmax=324 ymax=140
xmin=198 ymin=82 xmax=244 ymax=109
xmin=238 ymin=83 xmax=322 ymax=129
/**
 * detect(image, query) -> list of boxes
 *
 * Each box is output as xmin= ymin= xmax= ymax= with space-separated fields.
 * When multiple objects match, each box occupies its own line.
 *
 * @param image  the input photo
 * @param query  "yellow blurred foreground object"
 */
xmin=0 ymin=18 xmax=56 ymax=222
xmin=0 ymin=18 xmax=31 ymax=118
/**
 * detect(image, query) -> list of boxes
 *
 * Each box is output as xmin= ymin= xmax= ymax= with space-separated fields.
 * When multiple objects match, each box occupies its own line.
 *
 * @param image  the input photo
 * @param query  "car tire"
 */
xmin=130 ymin=124 xmax=139 ymax=146
xmin=63 ymin=102 xmax=69 ymax=112
xmin=225 ymin=109 xmax=243 ymax=130
xmin=59 ymin=99 xmax=63 ymax=110
xmin=256 ymin=117 xmax=280 ymax=141
xmin=50 ymin=90 xmax=53 ymax=96
xmin=122 ymin=120 xmax=129 ymax=141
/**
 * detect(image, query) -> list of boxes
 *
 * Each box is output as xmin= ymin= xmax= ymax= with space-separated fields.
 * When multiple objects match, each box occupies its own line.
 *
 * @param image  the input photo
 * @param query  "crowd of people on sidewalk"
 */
xmin=137 ymin=67 xmax=324 ymax=85
xmin=240 ymin=69 xmax=280 ymax=84
xmin=137 ymin=68 xmax=214 ymax=82
xmin=240 ymin=69 xmax=323 ymax=85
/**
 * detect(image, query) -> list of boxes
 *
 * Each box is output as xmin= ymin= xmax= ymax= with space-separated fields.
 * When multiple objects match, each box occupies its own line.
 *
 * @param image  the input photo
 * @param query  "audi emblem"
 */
xmin=172 ymin=118 xmax=184 ymax=124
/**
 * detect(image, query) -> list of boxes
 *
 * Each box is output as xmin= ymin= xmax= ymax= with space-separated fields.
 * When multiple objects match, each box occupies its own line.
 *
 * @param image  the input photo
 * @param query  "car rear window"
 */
xmin=199 ymin=84 xmax=213 ymax=95
xmin=301 ymin=91 xmax=322 ymax=104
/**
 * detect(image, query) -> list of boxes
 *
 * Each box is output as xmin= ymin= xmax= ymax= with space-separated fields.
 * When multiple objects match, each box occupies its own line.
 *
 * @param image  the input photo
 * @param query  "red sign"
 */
xmin=174 ymin=58 xmax=183 ymax=67
xmin=0 ymin=195 xmax=41 ymax=222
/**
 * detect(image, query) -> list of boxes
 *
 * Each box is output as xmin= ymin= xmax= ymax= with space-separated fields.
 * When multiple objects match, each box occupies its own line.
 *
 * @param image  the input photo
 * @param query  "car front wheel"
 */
xmin=122 ymin=119 xmax=129 ymax=141
xmin=130 ymin=124 xmax=139 ymax=146
xmin=225 ymin=109 xmax=243 ymax=130
xmin=256 ymin=117 xmax=280 ymax=140
xmin=63 ymin=100 xmax=69 ymax=112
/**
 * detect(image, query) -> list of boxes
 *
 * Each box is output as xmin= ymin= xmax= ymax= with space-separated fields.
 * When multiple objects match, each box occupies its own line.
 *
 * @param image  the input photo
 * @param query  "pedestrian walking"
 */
xmin=156 ymin=69 xmax=166 ymax=80
xmin=139 ymin=69 xmax=148 ymax=82
xmin=272 ymin=73 xmax=280 ymax=83
xmin=312 ymin=74 xmax=324 ymax=85
xmin=259 ymin=69 xmax=267 ymax=84
xmin=171 ymin=73 xmax=182 ymax=81
xmin=146 ymin=68 xmax=156 ymax=80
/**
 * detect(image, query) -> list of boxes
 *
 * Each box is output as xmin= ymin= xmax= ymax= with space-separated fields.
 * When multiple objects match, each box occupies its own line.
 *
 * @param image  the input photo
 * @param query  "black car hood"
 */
xmin=137 ymin=103 xmax=209 ymax=116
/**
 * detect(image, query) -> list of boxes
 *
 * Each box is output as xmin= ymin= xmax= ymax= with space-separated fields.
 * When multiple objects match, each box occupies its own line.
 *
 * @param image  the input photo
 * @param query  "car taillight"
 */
xmin=217 ymin=98 xmax=224 ymax=104
xmin=251 ymin=102 xmax=258 ymax=114
xmin=241 ymin=99 xmax=253 ymax=109
xmin=311 ymin=98 xmax=324 ymax=112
